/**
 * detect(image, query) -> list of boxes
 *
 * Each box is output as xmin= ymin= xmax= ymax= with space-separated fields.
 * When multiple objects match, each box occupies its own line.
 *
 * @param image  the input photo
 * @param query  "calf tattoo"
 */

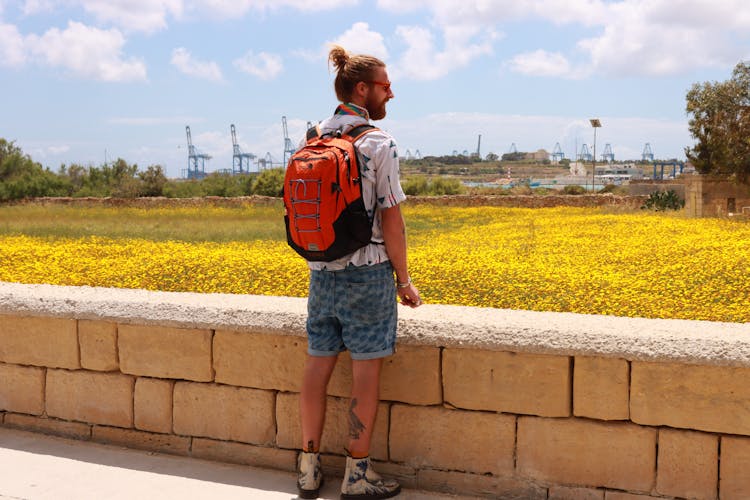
xmin=348 ymin=398 xmax=366 ymax=439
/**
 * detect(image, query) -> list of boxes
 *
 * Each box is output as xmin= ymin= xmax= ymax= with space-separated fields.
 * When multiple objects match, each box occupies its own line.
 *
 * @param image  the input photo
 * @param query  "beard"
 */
xmin=365 ymin=94 xmax=388 ymax=120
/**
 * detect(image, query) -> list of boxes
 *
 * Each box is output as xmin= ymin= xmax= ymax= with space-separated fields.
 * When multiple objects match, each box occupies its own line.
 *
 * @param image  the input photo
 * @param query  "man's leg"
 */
xmin=341 ymin=357 xmax=400 ymax=499
xmin=300 ymin=354 xmax=338 ymax=452
xmin=347 ymin=358 xmax=383 ymax=457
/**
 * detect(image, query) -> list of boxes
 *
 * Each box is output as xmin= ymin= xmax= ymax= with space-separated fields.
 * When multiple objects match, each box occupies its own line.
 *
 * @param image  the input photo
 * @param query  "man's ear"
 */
xmin=353 ymin=81 xmax=369 ymax=99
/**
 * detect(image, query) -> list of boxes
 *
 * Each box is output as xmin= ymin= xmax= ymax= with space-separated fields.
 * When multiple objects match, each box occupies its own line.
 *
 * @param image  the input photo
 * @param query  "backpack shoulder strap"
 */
xmin=344 ymin=124 xmax=378 ymax=143
xmin=305 ymin=125 xmax=320 ymax=142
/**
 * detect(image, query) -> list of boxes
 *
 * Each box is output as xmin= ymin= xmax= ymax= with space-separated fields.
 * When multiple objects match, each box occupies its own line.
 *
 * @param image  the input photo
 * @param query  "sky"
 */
xmin=1 ymin=0 xmax=750 ymax=178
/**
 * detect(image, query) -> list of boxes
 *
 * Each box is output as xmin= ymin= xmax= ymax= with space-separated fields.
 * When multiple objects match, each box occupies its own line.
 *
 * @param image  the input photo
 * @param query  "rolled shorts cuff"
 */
xmin=350 ymin=347 xmax=395 ymax=360
xmin=307 ymin=347 xmax=344 ymax=357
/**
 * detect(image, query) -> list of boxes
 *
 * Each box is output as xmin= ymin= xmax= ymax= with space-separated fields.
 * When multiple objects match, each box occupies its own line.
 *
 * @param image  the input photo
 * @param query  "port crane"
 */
xmin=282 ymin=116 xmax=295 ymax=165
xmin=185 ymin=126 xmax=211 ymax=179
xmin=230 ymin=124 xmax=256 ymax=175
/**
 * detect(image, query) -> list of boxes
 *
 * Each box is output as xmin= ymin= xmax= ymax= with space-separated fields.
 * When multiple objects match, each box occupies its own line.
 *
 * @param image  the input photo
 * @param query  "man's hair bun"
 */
xmin=328 ymin=45 xmax=349 ymax=72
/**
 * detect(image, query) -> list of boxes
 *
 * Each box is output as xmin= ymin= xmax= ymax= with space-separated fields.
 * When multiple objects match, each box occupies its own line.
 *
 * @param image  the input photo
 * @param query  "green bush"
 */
xmin=562 ymin=185 xmax=587 ymax=195
xmin=402 ymin=176 xmax=429 ymax=196
xmin=641 ymin=190 xmax=685 ymax=211
xmin=401 ymin=176 xmax=465 ymax=196
xmin=163 ymin=179 xmax=206 ymax=198
xmin=0 ymin=139 xmax=69 ymax=201
xmin=253 ymin=168 xmax=285 ymax=197
xmin=509 ymin=184 xmax=533 ymax=195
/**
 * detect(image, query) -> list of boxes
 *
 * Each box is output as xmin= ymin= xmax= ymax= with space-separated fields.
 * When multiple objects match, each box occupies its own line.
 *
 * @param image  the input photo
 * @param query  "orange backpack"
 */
xmin=283 ymin=124 xmax=378 ymax=262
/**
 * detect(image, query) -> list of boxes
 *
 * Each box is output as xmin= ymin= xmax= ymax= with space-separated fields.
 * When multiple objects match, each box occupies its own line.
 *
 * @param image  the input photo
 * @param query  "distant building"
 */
xmin=594 ymin=163 xmax=644 ymax=184
xmin=524 ymin=149 xmax=550 ymax=161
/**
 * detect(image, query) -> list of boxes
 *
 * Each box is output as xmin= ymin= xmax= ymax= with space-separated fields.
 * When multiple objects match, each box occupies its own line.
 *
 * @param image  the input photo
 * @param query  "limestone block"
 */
xmin=172 ymin=382 xmax=275 ymax=445
xmin=574 ymin=356 xmax=629 ymax=420
xmin=191 ymin=438 xmax=297 ymax=472
xmin=720 ymin=436 xmax=750 ymax=500
xmin=92 ymin=426 xmax=189 ymax=456
xmin=0 ymin=363 xmax=45 ymax=415
xmin=275 ymin=392 xmax=389 ymax=460
xmin=231 ymin=343 xmax=442 ymax=406
xmin=369 ymin=461 xmax=418 ymax=490
xmin=549 ymin=486 xmax=605 ymax=500
xmin=118 ymin=324 xmax=213 ymax=382
xmin=79 ymin=320 xmax=118 ymax=371
xmin=3 ymin=413 xmax=91 ymax=440
xmin=390 ymin=405 xmax=515 ymax=475
xmin=517 ymin=417 xmax=656 ymax=492
xmin=656 ymin=428 xmax=718 ymax=500
xmin=214 ymin=330 xmax=306 ymax=391
xmin=443 ymin=348 xmax=571 ymax=416
xmin=320 ymin=453 xmax=347 ymax=476
xmin=631 ymin=361 xmax=750 ymax=435
xmin=416 ymin=469 xmax=547 ymax=499
xmin=604 ymin=493 xmax=655 ymax=500
xmin=134 ymin=378 xmax=173 ymax=434
xmin=46 ymin=370 xmax=134 ymax=428
xmin=0 ymin=315 xmax=79 ymax=369
xmin=380 ymin=345 xmax=442 ymax=405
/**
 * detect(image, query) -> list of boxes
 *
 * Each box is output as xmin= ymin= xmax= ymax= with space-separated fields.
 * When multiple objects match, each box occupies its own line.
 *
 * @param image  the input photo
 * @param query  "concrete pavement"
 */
xmin=0 ymin=428 xmax=475 ymax=500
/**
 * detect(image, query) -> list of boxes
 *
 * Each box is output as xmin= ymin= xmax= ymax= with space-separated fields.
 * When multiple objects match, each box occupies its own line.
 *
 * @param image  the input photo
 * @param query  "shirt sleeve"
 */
xmin=370 ymin=133 xmax=406 ymax=209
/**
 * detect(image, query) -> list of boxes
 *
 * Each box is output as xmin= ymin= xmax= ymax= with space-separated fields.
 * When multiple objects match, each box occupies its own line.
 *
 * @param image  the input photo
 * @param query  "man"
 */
xmin=296 ymin=45 xmax=421 ymax=500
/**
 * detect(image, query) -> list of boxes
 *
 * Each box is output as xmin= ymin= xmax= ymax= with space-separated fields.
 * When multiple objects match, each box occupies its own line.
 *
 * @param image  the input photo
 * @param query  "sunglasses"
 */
xmin=366 ymin=80 xmax=392 ymax=93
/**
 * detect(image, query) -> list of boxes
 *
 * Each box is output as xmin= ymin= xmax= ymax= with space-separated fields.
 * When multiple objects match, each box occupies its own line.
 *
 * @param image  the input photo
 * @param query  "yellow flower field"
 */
xmin=1 ymin=204 xmax=748 ymax=322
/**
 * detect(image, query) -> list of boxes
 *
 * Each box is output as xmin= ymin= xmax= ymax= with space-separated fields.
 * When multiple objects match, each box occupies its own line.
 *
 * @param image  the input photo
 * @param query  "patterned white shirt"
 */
xmin=302 ymin=104 xmax=406 ymax=271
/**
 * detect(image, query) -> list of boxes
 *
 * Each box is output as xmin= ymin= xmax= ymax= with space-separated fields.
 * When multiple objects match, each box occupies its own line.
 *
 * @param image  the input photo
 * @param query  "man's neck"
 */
xmin=335 ymin=102 xmax=369 ymax=120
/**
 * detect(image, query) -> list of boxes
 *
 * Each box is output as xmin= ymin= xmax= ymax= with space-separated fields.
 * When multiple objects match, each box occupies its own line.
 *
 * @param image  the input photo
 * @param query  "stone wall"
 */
xmin=627 ymin=179 xmax=686 ymax=199
xmin=684 ymin=176 xmax=750 ymax=218
xmin=1 ymin=282 xmax=750 ymax=499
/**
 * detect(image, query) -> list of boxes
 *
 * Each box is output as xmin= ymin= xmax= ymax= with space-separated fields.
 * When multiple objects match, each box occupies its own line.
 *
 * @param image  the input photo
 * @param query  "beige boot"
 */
xmin=340 ymin=455 xmax=400 ymax=499
xmin=297 ymin=451 xmax=323 ymax=499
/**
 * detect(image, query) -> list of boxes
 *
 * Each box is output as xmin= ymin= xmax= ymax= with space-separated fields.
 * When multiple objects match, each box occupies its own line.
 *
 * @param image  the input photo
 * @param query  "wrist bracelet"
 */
xmin=397 ymin=277 xmax=412 ymax=288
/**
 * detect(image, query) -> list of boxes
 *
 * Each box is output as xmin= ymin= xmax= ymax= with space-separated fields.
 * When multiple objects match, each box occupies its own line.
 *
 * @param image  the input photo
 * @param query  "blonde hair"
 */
xmin=328 ymin=45 xmax=385 ymax=102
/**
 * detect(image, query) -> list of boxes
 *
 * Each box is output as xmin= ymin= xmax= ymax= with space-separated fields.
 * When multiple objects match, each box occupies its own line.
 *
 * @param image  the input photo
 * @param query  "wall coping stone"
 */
xmin=2 ymin=281 xmax=749 ymax=367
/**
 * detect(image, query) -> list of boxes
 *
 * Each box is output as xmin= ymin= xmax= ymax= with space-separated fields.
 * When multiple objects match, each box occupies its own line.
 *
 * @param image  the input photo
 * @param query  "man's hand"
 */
xmin=397 ymin=282 xmax=422 ymax=308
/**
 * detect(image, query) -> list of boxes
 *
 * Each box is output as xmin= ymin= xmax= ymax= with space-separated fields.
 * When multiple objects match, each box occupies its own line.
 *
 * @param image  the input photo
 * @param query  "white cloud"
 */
xmin=170 ymin=47 xmax=223 ymax=82
xmin=26 ymin=21 xmax=147 ymax=82
xmin=190 ymin=0 xmax=353 ymax=19
xmin=21 ymin=0 xmax=183 ymax=32
xmin=293 ymin=22 xmax=388 ymax=66
xmin=577 ymin=2 xmax=742 ymax=76
xmin=376 ymin=0 xmax=750 ymax=78
xmin=330 ymin=22 xmax=389 ymax=61
xmin=77 ymin=0 xmax=183 ymax=33
xmin=22 ymin=0 xmax=57 ymax=15
xmin=47 ymin=144 xmax=70 ymax=154
xmin=507 ymin=49 xmax=577 ymax=78
xmin=392 ymin=24 xmax=494 ymax=80
xmin=233 ymin=50 xmax=283 ymax=80
xmin=377 ymin=0 xmax=608 ymax=27
xmin=25 ymin=143 xmax=71 ymax=160
xmin=0 ymin=23 xmax=26 ymax=67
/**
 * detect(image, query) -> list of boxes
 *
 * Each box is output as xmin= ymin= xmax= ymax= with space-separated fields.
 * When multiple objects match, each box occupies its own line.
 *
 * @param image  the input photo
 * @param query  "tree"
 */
xmin=685 ymin=61 xmax=750 ymax=181
xmin=138 ymin=165 xmax=168 ymax=197
xmin=0 ymin=138 xmax=68 ymax=200
xmin=253 ymin=168 xmax=284 ymax=197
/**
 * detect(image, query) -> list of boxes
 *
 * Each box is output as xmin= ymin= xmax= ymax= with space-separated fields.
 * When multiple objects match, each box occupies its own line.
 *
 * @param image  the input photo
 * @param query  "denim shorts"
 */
xmin=306 ymin=262 xmax=397 ymax=360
